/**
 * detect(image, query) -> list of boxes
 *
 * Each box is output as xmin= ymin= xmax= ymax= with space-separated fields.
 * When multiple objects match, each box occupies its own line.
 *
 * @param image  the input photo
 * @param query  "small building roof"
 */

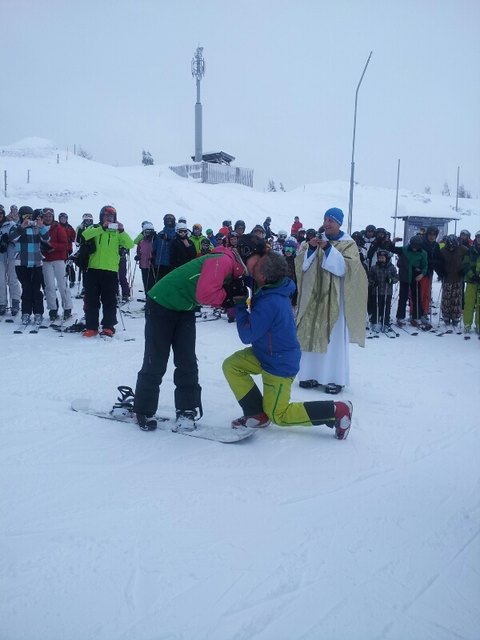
xmin=191 ymin=151 xmax=236 ymax=165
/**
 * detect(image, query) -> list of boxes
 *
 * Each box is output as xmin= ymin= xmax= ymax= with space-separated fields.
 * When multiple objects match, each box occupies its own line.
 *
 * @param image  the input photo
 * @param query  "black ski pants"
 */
xmin=84 ymin=268 xmax=118 ymax=330
xmin=141 ymin=267 xmax=156 ymax=295
xmin=134 ymin=299 xmax=201 ymax=418
xmin=371 ymin=294 xmax=393 ymax=325
xmin=15 ymin=266 xmax=44 ymax=315
xmin=396 ymin=280 xmax=424 ymax=321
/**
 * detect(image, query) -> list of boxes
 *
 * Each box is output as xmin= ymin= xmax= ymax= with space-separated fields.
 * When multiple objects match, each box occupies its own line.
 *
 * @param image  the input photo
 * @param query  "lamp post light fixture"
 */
xmin=347 ymin=51 xmax=373 ymax=235
xmin=191 ymin=46 xmax=205 ymax=163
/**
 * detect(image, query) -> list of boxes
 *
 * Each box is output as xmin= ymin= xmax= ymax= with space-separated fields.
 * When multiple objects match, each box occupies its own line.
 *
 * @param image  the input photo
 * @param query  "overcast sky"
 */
xmin=2 ymin=0 xmax=479 ymax=195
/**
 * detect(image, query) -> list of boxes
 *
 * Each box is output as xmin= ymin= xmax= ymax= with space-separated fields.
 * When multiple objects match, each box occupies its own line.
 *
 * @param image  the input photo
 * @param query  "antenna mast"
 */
xmin=191 ymin=46 xmax=205 ymax=162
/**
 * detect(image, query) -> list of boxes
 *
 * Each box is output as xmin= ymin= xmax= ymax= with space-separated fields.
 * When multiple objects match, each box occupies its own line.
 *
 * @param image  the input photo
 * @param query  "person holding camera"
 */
xmin=129 ymin=235 xmax=264 ymax=432
xmin=0 ymin=205 xmax=22 ymax=317
xmin=81 ymin=205 xmax=134 ymax=337
xmin=9 ymin=206 xmax=50 ymax=326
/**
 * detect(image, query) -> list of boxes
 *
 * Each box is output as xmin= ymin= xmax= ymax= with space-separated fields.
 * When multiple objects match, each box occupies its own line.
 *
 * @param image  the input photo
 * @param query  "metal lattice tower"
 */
xmin=191 ymin=46 xmax=205 ymax=162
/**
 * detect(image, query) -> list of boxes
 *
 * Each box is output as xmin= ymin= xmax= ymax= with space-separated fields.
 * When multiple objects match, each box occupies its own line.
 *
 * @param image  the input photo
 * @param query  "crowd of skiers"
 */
xmin=351 ymin=224 xmax=480 ymax=335
xmin=1 ymin=202 xmax=479 ymax=338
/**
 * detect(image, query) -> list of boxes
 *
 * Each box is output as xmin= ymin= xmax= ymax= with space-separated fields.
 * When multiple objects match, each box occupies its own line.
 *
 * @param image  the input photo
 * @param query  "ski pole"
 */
xmin=129 ymin=259 xmax=137 ymax=295
xmin=381 ymin=286 xmax=387 ymax=331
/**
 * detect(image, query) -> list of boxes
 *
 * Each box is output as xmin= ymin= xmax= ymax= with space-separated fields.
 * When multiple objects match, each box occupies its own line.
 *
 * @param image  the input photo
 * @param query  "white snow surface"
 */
xmin=1 ymin=140 xmax=479 ymax=640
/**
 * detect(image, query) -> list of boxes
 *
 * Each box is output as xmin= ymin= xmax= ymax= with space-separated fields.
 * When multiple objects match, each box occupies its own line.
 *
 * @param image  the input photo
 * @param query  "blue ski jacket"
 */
xmin=236 ymin=277 xmax=300 ymax=377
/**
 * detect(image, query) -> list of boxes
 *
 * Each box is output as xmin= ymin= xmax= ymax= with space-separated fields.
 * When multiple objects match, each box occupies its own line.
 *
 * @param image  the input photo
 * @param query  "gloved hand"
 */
xmin=386 ymin=277 xmax=393 ymax=284
xmin=134 ymin=255 xmax=140 ymax=262
xmin=223 ymin=278 xmax=248 ymax=308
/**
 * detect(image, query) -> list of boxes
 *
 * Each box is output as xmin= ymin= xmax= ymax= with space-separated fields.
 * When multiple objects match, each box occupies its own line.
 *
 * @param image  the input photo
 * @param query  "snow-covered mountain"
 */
xmin=1 ymin=137 xmax=479 ymax=235
xmin=1 ymin=137 xmax=479 ymax=640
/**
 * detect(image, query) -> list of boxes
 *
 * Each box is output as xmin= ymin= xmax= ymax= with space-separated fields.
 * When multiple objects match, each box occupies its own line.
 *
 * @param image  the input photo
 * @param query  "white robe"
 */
xmin=298 ymin=245 xmax=349 ymax=386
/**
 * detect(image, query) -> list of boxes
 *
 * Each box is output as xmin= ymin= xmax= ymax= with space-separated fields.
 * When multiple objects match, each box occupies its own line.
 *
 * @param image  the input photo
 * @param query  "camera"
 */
xmin=108 ymin=223 xmax=118 ymax=230
xmin=28 ymin=219 xmax=36 ymax=226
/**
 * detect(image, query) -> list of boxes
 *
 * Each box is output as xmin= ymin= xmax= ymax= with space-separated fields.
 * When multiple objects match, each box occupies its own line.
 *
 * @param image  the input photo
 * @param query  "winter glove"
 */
xmin=413 ymin=267 xmax=422 ymax=275
xmin=134 ymin=255 xmax=140 ymax=262
xmin=223 ymin=278 xmax=248 ymax=308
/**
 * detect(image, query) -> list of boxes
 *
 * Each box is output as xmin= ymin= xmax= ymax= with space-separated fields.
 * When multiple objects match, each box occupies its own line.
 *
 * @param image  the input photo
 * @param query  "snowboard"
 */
xmin=71 ymin=398 xmax=257 ymax=443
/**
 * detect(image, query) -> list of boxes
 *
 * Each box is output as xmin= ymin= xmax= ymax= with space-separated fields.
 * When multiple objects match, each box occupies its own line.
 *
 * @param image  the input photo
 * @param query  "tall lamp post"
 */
xmin=191 ymin=46 xmax=205 ymax=163
xmin=347 ymin=51 xmax=373 ymax=235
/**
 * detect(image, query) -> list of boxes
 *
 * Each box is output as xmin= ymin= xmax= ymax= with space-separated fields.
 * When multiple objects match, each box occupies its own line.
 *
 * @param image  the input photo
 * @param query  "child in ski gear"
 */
xmin=40 ymin=207 xmax=72 ymax=321
xmin=0 ymin=205 xmax=21 ymax=316
xmin=392 ymin=235 xmax=428 ymax=326
xmin=9 ymin=206 xmax=49 ymax=325
xmin=170 ymin=222 xmax=196 ymax=268
xmin=81 ymin=205 xmax=134 ymax=336
xmin=419 ymin=226 xmax=442 ymax=319
xmin=368 ymin=249 xmax=398 ymax=331
xmin=282 ymin=237 xmax=298 ymax=306
xmin=438 ymin=235 xmax=468 ymax=327
xmin=134 ymin=221 xmax=156 ymax=294
xmin=132 ymin=234 xmax=265 ymax=432
xmin=223 ymin=250 xmax=353 ymax=439
xmin=74 ymin=214 xmax=95 ymax=291
xmin=462 ymin=231 xmax=480 ymax=334
xmin=152 ymin=214 xmax=176 ymax=281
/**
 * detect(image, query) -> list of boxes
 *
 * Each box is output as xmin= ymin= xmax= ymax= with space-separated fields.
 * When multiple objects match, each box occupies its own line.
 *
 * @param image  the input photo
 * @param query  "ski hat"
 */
xmin=176 ymin=222 xmax=189 ymax=232
xmin=206 ymin=228 xmax=213 ymax=235
xmin=426 ymin=225 xmax=439 ymax=236
xmin=32 ymin=208 xmax=45 ymax=221
xmin=234 ymin=219 xmax=246 ymax=230
xmin=376 ymin=248 xmax=390 ymax=261
xmin=324 ymin=207 xmax=344 ymax=226
xmin=142 ymin=221 xmax=154 ymax=231
xmin=409 ymin=234 xmax=424 ymax=249
xmin=277 ymin=230 xmax=288 ymax=239
xmin=83 ymin=213 xmax=93 ymax=220
xmin=59 ymin=212 xmax=68 ymax=221
xmin=163 ymin=213 xmax=176 ymax=226
xmin=18 ymin=205 xmax=34 ymax=220
xmin=178 ymin=216 xmax=187 ymax=224
xmin=460 ymin=229 xmax=471 ymax=237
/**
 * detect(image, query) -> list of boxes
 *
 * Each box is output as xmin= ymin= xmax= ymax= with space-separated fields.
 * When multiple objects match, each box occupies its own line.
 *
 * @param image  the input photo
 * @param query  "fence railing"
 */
xmin=169 ymin=162 xmax=253 ymax=188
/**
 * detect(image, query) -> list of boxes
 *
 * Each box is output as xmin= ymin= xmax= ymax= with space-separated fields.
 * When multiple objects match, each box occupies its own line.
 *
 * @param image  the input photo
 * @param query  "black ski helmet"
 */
xmin=236 ymin=233 xmax=266 ymax=260
xmin=18 ymin=205 xmax=34 ymax=221
xmin=352 ymin=231 xmax=365 ymax=247
xmin=409 ymin=234 xmax=424 ymax=250
xmin=375 ymin=227 xmax=387 ymax=239
xmin=445 ymin=234 xmax=459 ymax=249
xmin=234 ymin=220 xmax=246 ymax=230
xmin=305 ymin=228 xmax=316 ymax=240
xmin=365 ymin=224 xmax=376 ymax=234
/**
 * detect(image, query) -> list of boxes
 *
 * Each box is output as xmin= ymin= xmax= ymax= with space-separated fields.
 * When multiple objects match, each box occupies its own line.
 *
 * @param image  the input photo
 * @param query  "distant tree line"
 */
xmin=267 ymin=180 xmax=286 ymax=192
xmin=424 ymin=181 xmax=472 ymax=198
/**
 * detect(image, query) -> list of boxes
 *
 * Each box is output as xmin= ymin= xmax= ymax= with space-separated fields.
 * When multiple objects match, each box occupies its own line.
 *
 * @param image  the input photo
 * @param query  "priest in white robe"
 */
xmin=295 ymin=207 xmax=367 ymax=393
